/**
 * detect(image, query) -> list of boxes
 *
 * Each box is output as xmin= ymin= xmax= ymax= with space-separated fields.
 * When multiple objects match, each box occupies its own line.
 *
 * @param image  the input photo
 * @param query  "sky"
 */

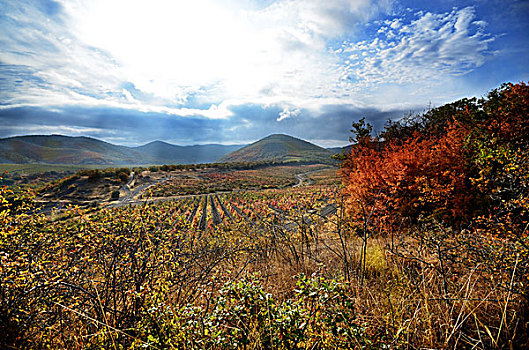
xmin=1 ymin=0 xmax=528 ymax=147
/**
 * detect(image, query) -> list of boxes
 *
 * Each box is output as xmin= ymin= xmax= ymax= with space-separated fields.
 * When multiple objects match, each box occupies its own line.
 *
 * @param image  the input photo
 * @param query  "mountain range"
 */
xmin=0 ymin=134 xmax=347 ymax=165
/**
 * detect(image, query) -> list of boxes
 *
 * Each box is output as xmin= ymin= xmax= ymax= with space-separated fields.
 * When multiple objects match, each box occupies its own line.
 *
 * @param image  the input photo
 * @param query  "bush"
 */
xmin=341 ymin=82 xmax=528 ymax=231
xmin=111 ymin=190 xmax=120 ymax=200
xmin=117 ymin=171 xmax=129 ymax=183
xmin=136 ymin=274 xmax=372 ymax=349
xmin=338 ymin=81 xmax=529 ymax=348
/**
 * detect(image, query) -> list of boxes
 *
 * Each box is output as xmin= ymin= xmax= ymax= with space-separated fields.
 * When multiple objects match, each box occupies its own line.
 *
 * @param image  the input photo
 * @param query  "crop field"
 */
xmin=15 ymin=163 xmax=338 ymax=209
xmin=153 ymin=185 xmax=339 ymax=234
xmin=2 ymin=160 xmax=528 ymax=349
xmin=144 ymin=164 xmax=332 ymax=197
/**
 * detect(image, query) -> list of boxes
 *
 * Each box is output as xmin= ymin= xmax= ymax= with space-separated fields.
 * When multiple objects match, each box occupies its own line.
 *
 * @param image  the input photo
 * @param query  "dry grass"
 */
xmin=227 ymin=215 xmax=528 ymax=349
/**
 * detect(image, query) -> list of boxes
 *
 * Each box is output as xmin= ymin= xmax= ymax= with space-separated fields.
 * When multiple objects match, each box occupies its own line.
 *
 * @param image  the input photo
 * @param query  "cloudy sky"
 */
xmin=1 ymin=0 xmax=528 ymax=147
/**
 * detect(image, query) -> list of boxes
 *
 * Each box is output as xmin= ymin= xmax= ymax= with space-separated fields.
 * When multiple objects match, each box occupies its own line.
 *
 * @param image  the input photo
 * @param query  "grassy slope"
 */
xmin=0 ymin=135 xmax=145 ymax=164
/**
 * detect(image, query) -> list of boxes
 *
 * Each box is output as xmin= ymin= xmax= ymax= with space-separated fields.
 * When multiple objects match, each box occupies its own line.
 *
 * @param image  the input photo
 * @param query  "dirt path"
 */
xmin=109 ymin=172 xmax=171 ymax=207
xmin=293 ymin=172 xmax=314 ymax=187
xmin=292 ymin=167 xmax=331 ymax=187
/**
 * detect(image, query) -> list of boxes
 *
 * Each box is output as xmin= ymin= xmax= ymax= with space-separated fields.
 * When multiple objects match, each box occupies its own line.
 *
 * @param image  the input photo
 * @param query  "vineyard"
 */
xmin=143 ymin=164 xmax=330 ymax=197
xmin=2 ymin=158 xmax=528 ymax=349
xmin=3 ymin=170 xmax=364 ymax=349
xmin=156 ymin=186 xmax=338 ymax=234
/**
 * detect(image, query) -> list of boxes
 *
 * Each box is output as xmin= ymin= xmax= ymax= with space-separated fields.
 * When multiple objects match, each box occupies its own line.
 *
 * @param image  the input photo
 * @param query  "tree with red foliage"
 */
xmin=342 ymin=121 xmax=474 ymax=229
xmin=341 ymin=82 xmax=529 ymax=230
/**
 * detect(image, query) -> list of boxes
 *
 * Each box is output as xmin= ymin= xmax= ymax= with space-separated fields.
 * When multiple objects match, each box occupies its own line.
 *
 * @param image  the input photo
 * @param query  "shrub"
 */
xmin=111 ymin=190 xmax=120 ymax=200
xmin=136 ymin=274 xmax=372 ymax=349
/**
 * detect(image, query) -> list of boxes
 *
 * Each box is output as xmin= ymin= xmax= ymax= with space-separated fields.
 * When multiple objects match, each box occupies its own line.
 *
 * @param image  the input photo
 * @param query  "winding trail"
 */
xmin=293 ymin=171 xmax=315 ymax=187
xmin=109 ymin=172 xmax=171 ymax=208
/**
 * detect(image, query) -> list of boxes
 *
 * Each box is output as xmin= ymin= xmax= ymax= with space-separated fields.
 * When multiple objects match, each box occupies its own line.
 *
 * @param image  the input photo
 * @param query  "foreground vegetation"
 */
xmin=1 ymin=82 xmax=528 ymax=348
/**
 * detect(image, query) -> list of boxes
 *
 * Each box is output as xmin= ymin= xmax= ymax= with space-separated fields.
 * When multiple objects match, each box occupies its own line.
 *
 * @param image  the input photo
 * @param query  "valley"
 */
xmin=21 ymin=162 xmax=337 ymax=211
xmin=3 ymin=0 xmax=527 ymax=346
xmin=1 ymin=160 xmax=350 ymax=348
xmin=2 ymin=83 xmax=528 ymax=349
xmin=109 ymin=164 xmax=336 ymax=207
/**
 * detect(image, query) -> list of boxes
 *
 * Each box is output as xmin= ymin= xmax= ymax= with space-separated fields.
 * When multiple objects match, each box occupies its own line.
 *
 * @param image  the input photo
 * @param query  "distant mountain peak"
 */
xmin=261 ymin=133 xmax=301 ymax=140
xmin=0 ymin=133 xmax=340 ymax=165
xmin=218 ymin=134 xmax=334 ymax=164
xmin=139 ymin=140 xmax=174 ymax=147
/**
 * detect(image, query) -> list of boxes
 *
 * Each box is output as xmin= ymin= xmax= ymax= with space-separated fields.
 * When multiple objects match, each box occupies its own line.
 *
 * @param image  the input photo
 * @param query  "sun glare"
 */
xmin=71 ymin=0 xmax=258 ymax=99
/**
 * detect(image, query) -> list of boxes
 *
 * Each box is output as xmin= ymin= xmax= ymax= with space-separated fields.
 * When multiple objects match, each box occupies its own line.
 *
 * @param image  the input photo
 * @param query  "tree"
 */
xmin=349 ymin=117 xmax=373 ymax=144
xmin=341 ymin=82 xmax=529 ymax=231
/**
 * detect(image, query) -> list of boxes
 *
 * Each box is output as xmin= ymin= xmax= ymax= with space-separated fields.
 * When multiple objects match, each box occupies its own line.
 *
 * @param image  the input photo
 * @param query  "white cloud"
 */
xmin=341 ymin=7 xmax=494 ymax=87
xmin=2 ymin=1 xmax=390 ymax=111
xmin=122 ymin=89 xmax=136 ymax=103
xmin=389 ymin=19 xmax=401 ymax=29
xmin=0 ymin=1 xmax=497 ymax=121
xmin=277 ymin=107 xmax=300 ymax=121
xmin=0 ymin=92 xmax=235 ymax=119
xmin=1 ymin=124 xmax=113 ymax=136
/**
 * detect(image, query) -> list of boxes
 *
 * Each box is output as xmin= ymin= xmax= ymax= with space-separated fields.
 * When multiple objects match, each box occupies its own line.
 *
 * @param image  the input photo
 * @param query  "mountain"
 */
xmin=218 ymin=134 xmax=334 ymax=164
xmin=0 ymin=135 xmax=243 ymax=165
xmin=0 ymin=135 xmax=144 ymax=165
xmin=134 ymin=141 xmax=243 ymax=164
xmin=327 ymin=144 xmax=353 ymax=155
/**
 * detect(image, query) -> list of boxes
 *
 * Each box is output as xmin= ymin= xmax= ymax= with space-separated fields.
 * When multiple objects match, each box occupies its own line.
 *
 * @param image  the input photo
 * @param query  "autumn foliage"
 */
xmin=342 ymin=82 xmax=529 ymax=231
xmin=343 ymin=123 xmax=474 ymax=228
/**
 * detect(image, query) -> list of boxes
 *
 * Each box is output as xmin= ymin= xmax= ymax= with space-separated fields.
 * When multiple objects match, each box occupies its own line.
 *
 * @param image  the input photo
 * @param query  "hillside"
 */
xmin=327 ymin=144 xmax=353 ymax=154
xmin=134 ymin=141 xmax=242 ymax=164
xmin=0 ymin=135 xmax=144 ymax=165
xmin=327 ymin=144 xmax=353 ymax=159
xmin=219 ymin=134 xmax=334 ymax=164
xmin=0 ymin=135 xmax=242 ymax=165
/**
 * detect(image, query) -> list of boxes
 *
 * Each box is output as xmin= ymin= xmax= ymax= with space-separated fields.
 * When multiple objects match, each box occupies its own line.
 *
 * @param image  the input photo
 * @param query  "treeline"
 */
xmin=136 ymin=159 xmax=334 ymax=173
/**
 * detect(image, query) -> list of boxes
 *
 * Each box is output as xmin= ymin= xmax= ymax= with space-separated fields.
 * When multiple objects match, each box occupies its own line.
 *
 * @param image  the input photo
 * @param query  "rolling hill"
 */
xmin=134 ymin=141 xmax=242 ymax=164
xmin=0 ymin=135 xmax=144 ymax=165
xmin=0 ymin=135 xmax=243 ymax=165
xmin=326 ymin=144 xmax=353 ymax=155
xmin=218 ymin=134 xmax=334 ymax=164
xmin=0 ymin=134 xmax=343 ymax=165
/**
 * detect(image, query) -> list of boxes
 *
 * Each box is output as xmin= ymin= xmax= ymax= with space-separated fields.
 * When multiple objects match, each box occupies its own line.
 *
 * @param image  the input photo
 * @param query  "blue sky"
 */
xmin=1 ymin=0 xmax=528 ymax=147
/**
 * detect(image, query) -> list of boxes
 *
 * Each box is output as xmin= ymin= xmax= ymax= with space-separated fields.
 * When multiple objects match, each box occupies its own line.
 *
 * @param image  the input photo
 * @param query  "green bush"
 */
xmin=135 ymin=274 xmax=372 ymax=349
